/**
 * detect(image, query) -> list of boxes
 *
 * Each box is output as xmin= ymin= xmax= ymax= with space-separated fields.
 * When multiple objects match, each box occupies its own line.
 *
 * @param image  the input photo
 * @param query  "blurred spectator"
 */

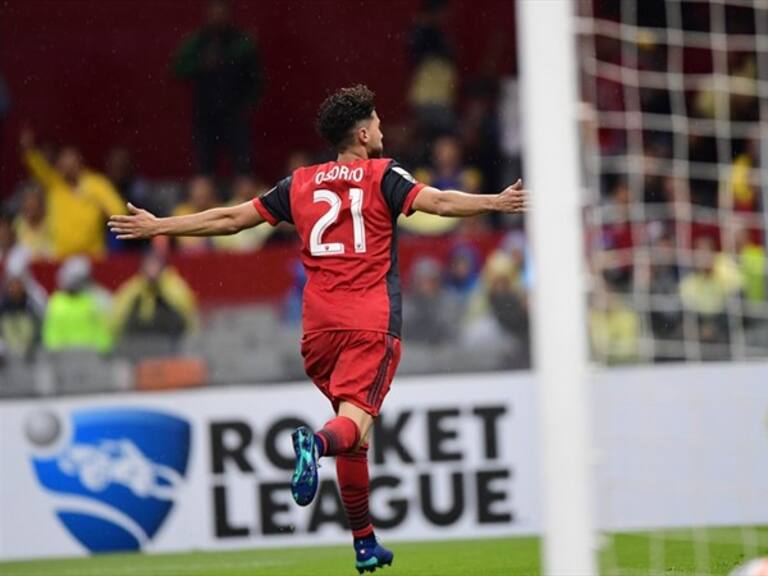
xmin=6 ymin=248 xmax=48 ymax=313
xmin=173 ymin=176 xmax=220 ymax=252
xmin=589 ymin=287 xmax=640 ymax=364
xmin=13 ymin=183 xmax=52 ymax=261
xmin=0 ymin=251 xmax=47 ymax=362
xmin=499 ymin=77 xmax=522 ymax=184
xmin=407 ymin=0 xmax=457 ymax=139
xmin=104 ymin=147 xmax=153 ymax=252
xmin=500 ymin=230 xmax=532 ymax=291
xmin=416 ymin=134 xmax=482 ymax=192
xmin=172 ymin=0 xmax=265 ymax=175
xmin=112 ymin=251 xmax=198 ymax=342
xmin=403 ymin=257 xmax=461 ymax=344
xmin=444 ymin=244 xmax=480 ymax=304
xmin=0 ymin=212 xmax=16 ymax=261
xmin=734 ymin=226 xmax=765 ymax=303
xmin=282 ymin=260 xmax=306 ymax=326
xmin=43 ymin=256 xmax=113 ymax=353
xmin=460 ymin=27 xmax=511 ymax=195
xmin=462 ymin=252 xmax=530 ymax=368
xmin=461 ymin=45 xmax=505 ymax=196
xmin=679 ymin=237 xmax=741 ymax=356
xmin=597 ymin=179 xmax=634 ymax=290
xmin=723 ymin=138 xmax=759 ymax=213
xmin=104 ymin=147 xmax=154 ymax=211
xmin=646 ymin=176 xmax=695 ymax=249
xmin=402 ymin=135 xmax=481 ymax=236
xmin=695 ymin=55 xmax=757 ymax=123
xmin=213 ymin=175 xmax=274 ymax=252
xmin=634 ymin=232 xmax=684 ymax=359
xmin=20 ymin=128 xmax=126 ymax=259
xmin=0 ymin=70 xmax=9 ymax=194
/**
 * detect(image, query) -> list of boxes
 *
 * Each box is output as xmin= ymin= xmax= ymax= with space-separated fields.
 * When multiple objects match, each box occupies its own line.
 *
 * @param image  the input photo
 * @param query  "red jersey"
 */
xmin=253 ymin=158 xmax=425 ymax=338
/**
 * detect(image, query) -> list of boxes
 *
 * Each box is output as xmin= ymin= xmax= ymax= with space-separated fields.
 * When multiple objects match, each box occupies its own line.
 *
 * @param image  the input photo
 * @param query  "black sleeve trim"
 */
xmin=259 ymin=176 xmax=293 ymax=224
xmin=381 ymin=161 xmax=420 ymax=215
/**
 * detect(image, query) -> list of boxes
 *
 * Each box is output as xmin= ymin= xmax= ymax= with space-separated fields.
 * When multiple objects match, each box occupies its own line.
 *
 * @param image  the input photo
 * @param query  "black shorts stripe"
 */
xmin=366 ymin=335 xmax=394 ymax=407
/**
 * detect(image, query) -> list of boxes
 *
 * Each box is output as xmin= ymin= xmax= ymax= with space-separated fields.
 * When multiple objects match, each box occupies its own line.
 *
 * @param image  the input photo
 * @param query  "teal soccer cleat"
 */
xmin=355 ymin=539 xmax=394 ymax=574
xmin=290 ymin=426 xmax=320 ymax=506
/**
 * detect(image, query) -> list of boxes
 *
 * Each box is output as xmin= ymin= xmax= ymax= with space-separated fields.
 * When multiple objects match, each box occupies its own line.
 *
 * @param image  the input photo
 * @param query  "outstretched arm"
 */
xmin=108 ymin=201 xmax=265 ymax=240
xmin=20 ymin=127 xmax=62 ymax=191
xmin=411 ymin=179 xmax=527 ymax=217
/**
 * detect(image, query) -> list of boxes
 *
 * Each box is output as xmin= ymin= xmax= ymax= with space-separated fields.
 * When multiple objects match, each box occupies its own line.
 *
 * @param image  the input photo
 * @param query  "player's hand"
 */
xmin=495 ymin=179 xmax=528 ymax=214
xmin=108 ymin=203 xmax=160 ymax=240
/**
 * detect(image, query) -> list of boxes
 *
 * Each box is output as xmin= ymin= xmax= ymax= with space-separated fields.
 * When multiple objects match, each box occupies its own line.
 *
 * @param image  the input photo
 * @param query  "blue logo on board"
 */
xmin=27 ymin=408 xmax=191 ymax=553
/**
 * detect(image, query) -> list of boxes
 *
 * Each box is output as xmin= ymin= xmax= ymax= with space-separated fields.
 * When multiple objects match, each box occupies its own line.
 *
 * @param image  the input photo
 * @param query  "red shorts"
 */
xmin=301 ymin=330 xmax=401 ymax=417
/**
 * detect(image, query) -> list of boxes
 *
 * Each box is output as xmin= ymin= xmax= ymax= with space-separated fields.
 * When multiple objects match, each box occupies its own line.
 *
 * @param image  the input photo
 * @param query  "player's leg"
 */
xmin=291 ymin=402 xmax=365 ymax=507
xmin=337 ymin=428 xmax=395 ymax=574
xmin=291 ymin=332 xmax=338 ymax=507
xmin=329 ymin=334 xmax=400 ymax=573
xmin=314 ymin=401 xmax=370 ymax=457
xmin=313 ymin=331 xmax=399 ymax=459
xmin=291 ymin=332 xmax=382 ymax=506
xmin=291 ymin=402 xmax=370 ymax=506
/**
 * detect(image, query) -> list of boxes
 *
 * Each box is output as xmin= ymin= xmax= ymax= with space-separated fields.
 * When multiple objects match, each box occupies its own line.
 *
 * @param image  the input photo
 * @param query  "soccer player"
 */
xmin=109 ymin=84 xmax=526 ymax=574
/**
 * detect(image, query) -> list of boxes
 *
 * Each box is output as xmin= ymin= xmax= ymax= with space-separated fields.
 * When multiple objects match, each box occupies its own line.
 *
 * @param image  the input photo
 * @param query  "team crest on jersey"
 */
xmin=27 ymin=408 xmax=191 ymax=553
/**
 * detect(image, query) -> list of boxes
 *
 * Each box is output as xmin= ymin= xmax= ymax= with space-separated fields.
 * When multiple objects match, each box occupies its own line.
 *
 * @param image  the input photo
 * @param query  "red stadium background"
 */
xmin=0 ymin=0 xmax=515 ymax=192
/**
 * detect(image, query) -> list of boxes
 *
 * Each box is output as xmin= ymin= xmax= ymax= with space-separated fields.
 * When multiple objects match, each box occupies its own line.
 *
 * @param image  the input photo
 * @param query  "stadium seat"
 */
xmin=207 ymin=347 xmax=284 ymax=384
xmin=0 ymin=360 xmax=39 ymax=398
xmin=114 ymin=336 xmax=180 ymax=363
xmin=42 ymin=351 xmax=124 ymax=395
xmin=134 ymin=356 xmax=207 ymax=390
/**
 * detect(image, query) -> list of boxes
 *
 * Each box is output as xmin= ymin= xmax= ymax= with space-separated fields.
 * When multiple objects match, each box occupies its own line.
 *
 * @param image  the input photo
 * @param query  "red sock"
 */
xmin=337 ymin=442 xmax=374 ymax=539
xmin=315 ymin=416 xmax=360 ymax=457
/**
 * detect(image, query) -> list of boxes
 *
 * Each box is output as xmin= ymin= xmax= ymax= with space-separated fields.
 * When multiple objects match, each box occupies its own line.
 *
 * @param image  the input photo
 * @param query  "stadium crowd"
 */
xmin=0 ymin=0 xmax=529 ymax=396
xmin=585 ymin=0 xmax=768 ymax=363
xmin=1 ymin=0 xmax=766 ymax=396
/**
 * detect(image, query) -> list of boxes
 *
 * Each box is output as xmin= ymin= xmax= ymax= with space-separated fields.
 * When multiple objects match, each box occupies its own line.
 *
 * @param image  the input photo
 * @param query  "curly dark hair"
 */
xmin=316 ymin=84 xmax=376 ymax=149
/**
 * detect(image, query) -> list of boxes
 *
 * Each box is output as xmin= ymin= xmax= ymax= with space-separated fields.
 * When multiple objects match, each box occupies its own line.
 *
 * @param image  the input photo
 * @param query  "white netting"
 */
xmin=579 ymin=0 xmax=768 ymax=364
xmin=576 ymin=0 xmax=768 ymax=574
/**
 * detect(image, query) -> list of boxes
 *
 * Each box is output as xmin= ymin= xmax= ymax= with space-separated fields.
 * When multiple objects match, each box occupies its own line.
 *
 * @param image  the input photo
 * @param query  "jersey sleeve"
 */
xmin=381 ymin=161 xmax=426 ymax=217
xmin=253 ymin=176 xmax=293 ymax=225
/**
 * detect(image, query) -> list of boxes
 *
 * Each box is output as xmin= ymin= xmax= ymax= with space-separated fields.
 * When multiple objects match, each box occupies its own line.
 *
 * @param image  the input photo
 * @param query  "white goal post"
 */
xmin=518 ymin=0 xmax=596 ymax=574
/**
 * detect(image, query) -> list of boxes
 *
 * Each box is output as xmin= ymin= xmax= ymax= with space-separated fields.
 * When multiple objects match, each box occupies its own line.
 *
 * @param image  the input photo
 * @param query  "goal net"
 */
xmin=523 ymin=0 xmax=768 ymax=574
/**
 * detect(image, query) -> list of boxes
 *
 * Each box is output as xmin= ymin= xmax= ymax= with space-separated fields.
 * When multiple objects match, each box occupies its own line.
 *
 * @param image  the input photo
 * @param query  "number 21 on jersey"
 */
xmin=310 ymin=188 xmax=367 ymax=256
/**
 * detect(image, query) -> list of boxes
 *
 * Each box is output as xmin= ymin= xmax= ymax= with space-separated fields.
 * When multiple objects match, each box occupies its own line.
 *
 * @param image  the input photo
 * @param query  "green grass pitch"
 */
xmin=1 ymin=528 xmax=766 ymax=576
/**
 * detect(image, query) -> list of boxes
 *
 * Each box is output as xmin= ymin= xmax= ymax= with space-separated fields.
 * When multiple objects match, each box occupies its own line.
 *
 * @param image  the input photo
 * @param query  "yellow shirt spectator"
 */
xmin=589 ymin=295 xmax=640 ymax=364
xmin=727 ymin=154 xmax=756 ymax=209
xmin=680 ymin=273 xmax=727 ymax=316
xmin=740 ymin=244 xmax=765 ymax=302
xmin=23 ymin=149 xmax=126 ymax=259
xmin=112 ymin=265 xmax=199 ymax=339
